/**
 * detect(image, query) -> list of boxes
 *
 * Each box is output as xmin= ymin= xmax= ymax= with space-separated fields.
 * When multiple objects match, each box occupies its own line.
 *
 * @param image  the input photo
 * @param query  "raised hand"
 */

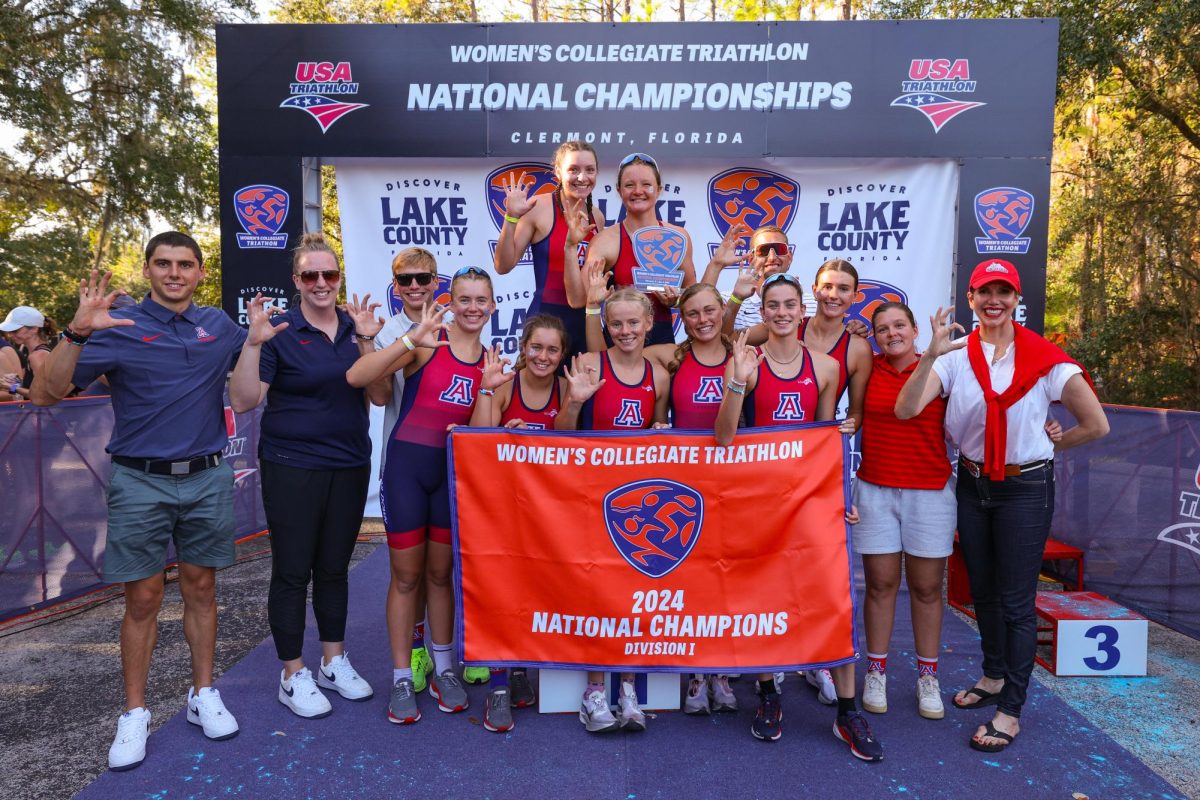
xmin=343 ymin=293 xmax=384 ymax=337
xmin=584 ymin=259 xmax=612 ymax=309
xmin=564 ymin=354 xmax=605 ymax=404
xmin=925 ymin=306 xmax=967 ymax=359
xmin=711 ymin=222 xmax=750 ymax=269
xmin=731 ymin=262 xmax=761 ymax=303
xmin=246 ymin=293 xmax=288 ymax=346
xmin=501 ymin=171 xmax=534 ymax=219
xmin=481 ymin=345 xmax=516 ymax=391
xmin=68 ymin=270 xmax=135 ymax=336
xmin=565 ymin=206 xmax=595 ymax=249
xmin=730 ymin=330 xmax=764 ymax=384
xmin=407 ymin=300 xmax=450 ymax=349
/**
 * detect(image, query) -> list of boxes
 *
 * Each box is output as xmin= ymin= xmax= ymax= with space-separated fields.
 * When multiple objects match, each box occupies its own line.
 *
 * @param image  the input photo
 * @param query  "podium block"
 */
xmin=1035 ymin=591 xmax=1147 ymax=676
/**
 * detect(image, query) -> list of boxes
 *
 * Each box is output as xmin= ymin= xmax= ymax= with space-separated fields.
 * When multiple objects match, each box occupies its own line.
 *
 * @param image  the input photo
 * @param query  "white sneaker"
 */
xmin=279 ymin=667 xmax=333 ymax=719
xmin=684 ymin=676 xmax=711 ymax=715
xmin=917 ymin=674 xmax=945 ymax=719
xmin=318 ymin=652 xmax=374 ymax=701
xmin=187 ymin=686 xmax=240 ymax=740
xmin=862 ymin=670 xmax=887 ymax=714
xmin=108 ymin=707 xmax=150 ymax=771
xmin=805 ymin=669 xmax=837 ymax=705
xmin=579 ymin=689 xmax=620 ymax=733
xmin=617 ymin=681 xmax=646 ymax=731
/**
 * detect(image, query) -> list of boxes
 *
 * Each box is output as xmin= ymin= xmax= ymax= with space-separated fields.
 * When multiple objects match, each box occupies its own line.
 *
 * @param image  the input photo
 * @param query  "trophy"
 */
xmin=631 ymin=226 xmax=688 ymax=293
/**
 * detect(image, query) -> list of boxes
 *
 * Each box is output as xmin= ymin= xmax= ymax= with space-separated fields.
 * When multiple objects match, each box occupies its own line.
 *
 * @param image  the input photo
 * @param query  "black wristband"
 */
xmin=356 ymin=334 xmax=375 ymax=341
xmin=61 ymin=327 xmax=89 ymax=346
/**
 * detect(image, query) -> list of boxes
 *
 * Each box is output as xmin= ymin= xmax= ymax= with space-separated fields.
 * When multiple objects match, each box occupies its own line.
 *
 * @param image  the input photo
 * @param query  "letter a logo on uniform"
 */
xmin=773 ymin=393 xmax=805 ymax=421
xmin=604 ymin=479 xmax=704 ymax=578
xmin=440 ymin=375 xmax=475 ymax=406
xmin=614 ymin=398 xmax=644 ymax=427
xmin=693 ymin=376 xmax=724 ymax=404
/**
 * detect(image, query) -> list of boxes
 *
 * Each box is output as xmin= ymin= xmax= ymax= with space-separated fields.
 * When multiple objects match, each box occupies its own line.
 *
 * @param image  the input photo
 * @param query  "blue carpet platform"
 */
xmin=78 ymin=547 xmax=1184 ymax=800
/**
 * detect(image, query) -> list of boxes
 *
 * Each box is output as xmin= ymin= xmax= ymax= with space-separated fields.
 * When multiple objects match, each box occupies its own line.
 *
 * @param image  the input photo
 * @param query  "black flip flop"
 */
xmin=969 ymin=721 xmax=1015 ymax=753
xmin=952 ymin=685 xmax=1000 ymax=710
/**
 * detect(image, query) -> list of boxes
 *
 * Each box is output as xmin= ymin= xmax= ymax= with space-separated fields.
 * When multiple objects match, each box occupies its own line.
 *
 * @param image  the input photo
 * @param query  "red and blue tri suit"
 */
xmin=798 ymin=317 xmax=851 ymax=407
xmin=381 ymin=330 xmax=484 ymax=549
xmin=528 ymin=191 xmax=596 ymax=361
xmin=744 ymin=347 xmax=821 ymax=428
xmin=580 ymin=351 xmax=656 ymax=431
xmin=499 ymin=371 xmax=562 ymax=430
xmin=669 ymin=348 xmax=730 ymax=429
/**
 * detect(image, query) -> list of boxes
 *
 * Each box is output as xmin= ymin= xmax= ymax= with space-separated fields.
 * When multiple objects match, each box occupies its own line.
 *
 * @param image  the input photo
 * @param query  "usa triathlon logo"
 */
xmin=848 ymin=279 xmax=908 ymax=354
xmin=706 ymin=168 xmax=799 ymax=262
xmin=281 ymin=61 xmax=368 ymax=133
xmin=604 ymin=479 xmax=704 ymax=578
xmin=891 ymin=58 xmax=985 ymax=133
xmin=1157 ymin=462 xmax=1200 ymax=558
xmin=484 ymin=162 xmax=558 ymax=266
xmin=233 ymin=185 xmax=289 ymax=250
xmin=387 ymin=273 xmax=452 ymax=317
xmin=974 ymin=187 xmax=1033 ymax=254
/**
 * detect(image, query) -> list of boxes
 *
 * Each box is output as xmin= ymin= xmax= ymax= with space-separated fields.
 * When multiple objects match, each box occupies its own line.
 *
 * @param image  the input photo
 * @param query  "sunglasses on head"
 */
xmin=454 ymin=266 xmax=489 ymax=278
xmin=760 ymin=272 xmax=802 ymax=295
xmin=755 ymin=242 xmax=788 ymax=258
xmin=394 ymin=272 xmax=434 ymax=287
xmin=619 ymin=152 xmax=658 ymax=169
xmin=297 ymin=269 xmax=341 ymax=286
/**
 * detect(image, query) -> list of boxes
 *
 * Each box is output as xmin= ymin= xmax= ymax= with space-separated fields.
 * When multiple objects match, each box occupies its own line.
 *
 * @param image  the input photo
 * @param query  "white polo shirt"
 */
xmin=932 ymin=339 xmax=1081 ymax=465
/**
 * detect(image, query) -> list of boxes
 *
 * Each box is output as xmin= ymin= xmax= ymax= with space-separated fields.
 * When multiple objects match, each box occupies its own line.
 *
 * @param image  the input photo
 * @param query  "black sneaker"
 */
xmin=834 ymin=711 xmax=884 ymax=762
xmin=751 ymin=692 xmax=782 ymax=741
xmin=509 ymin=669 xmax=536 ymax=709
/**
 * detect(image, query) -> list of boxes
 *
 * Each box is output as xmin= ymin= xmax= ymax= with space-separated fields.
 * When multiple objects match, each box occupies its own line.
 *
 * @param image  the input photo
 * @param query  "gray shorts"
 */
xmin=851 ymin=476 xmax=957 ymax=558
xmin=102 ymin=460 xmax=236 ymax=583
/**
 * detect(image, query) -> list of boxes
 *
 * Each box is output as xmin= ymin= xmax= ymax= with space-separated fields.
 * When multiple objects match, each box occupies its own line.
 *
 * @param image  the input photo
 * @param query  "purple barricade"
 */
xmin=0 ymin=395 xmax=266 ymax=620
xmin=1051 ymin=404 xmax=1200 ymax=641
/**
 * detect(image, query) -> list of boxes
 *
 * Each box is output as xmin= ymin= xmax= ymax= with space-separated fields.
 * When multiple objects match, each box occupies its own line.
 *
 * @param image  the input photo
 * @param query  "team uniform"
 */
xmin=613 ymin=223 xmax=675 ymax=346
xmin=669 ymin=349 xmax=729 ymax=429
xmin=798 ymin=317 xmax=851 ymax=405
xmin=499 ymin=372 xmax=561 ymax=430
xmin=528 ymin=193 xmax=596 ymax=361
xmin=743 ymin=347 xmax=821 ymax=427
xmin=579 ymin=351 xmax=656 ymax=430
xmin=380 ymin=331 xmax=483 ymax=549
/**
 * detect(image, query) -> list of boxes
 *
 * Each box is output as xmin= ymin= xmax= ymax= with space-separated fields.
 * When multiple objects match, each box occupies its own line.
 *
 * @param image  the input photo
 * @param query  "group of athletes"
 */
xmin=29 ymin=140 xmax=1108 ymax=773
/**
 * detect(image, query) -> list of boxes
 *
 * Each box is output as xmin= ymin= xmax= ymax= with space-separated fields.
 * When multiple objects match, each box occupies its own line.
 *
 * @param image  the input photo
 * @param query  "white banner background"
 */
xmin=336 ymin=158 xmax=958 ymax=514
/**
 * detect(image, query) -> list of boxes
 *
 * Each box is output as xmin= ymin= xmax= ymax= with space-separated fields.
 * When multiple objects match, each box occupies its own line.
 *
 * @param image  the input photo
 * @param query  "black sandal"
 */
xmin=952 ymin=685 xmax=1000 ymax=710
xmin=969 ymin=721 xmax=1015 ymax=753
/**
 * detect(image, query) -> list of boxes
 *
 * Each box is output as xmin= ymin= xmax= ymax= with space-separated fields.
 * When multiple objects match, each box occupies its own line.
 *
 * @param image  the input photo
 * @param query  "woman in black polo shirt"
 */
xmin=230 ymin=232 xmax=384 ymax=719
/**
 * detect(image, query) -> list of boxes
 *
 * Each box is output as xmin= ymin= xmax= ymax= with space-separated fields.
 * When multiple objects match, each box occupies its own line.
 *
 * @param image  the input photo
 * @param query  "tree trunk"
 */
xmin=531 ymin=0 xmax=539 ymax=21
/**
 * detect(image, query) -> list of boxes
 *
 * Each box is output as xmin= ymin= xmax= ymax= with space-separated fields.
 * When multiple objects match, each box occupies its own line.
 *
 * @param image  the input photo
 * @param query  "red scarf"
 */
xmin=966 ymin=322 xmax=1093 ymax=480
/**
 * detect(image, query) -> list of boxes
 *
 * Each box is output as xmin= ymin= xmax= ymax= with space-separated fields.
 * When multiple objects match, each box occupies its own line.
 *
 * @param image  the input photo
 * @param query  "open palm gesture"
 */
xmin=69 ymin=270 xmax=135 ymax=336
xmin=343 ymin=293 xmax=384 ymax=337
xmin=564 ymin=354 xmax=605 ymax=404
xmin=481 ymin=345 xmax=515 ymax=391
xmin=501 ymin=171 xmax=535 ymax=219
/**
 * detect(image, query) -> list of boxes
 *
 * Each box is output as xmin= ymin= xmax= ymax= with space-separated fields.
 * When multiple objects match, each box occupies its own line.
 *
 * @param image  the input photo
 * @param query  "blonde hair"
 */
xmin=604 ymin=288 xmax=653 ymax=322
xmin=668 ymin=284 xmax=731 ymax=374
xmin=292 ymin=232 xmax=338 ymax=272
xmin=391 ymin=247 xmax=437 ymax=275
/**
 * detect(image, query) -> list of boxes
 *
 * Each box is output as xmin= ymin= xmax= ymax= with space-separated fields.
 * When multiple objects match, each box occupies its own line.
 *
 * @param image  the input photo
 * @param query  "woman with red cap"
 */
xmin=894 ymin=259 xmax=1108 ymax=753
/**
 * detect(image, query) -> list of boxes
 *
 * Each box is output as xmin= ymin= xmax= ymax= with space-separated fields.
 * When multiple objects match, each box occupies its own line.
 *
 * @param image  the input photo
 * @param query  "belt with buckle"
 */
xmin=113 ymin=453 xmax=222 ymax=476
xmin=959 ymin=456 xmax=1050 ymax=479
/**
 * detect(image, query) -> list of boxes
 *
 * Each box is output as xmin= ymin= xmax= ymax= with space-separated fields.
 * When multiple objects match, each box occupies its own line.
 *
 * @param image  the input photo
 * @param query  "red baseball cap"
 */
xmin=968 ymin=259 xmax=1021 ymax=293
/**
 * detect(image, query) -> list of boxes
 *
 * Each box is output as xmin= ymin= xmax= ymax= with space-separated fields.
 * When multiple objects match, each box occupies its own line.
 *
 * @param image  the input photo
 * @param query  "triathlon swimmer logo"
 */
xmin=1156 ymin=462 xmax=1200 ymax=558
xmin=603 ymin=479 xmax=704 ymax=578
xmin=974 ymin=187 xmax=1034 ymax=254
xmin=280 ymin=61 xmax=368 ymax=133
xmin=386 ymin=274 xmax=452 ymax=317
xmin=847 ymin=279 xmax=909 ymax=354
xmin=484 ymin=162 xmax=559 ymax=267
xmin=233 ymin=185 xmax=289 ymax=250
xmin=891 ymin=58 xmax=985 ymax=132
xmin=706 ymin=168 xmax=799 ymax=262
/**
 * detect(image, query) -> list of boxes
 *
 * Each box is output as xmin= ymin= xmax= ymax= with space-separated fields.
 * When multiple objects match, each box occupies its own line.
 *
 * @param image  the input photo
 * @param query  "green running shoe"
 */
xmin=462 ymin=666 xmax=491 ymax=685
xmin=411 ymin=647 xmax=434 ymax=694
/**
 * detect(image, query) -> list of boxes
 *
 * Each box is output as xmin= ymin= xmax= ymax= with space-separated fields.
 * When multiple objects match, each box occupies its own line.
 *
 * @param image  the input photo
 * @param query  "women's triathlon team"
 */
xmin=234 ymin=142 xmax=1108 ymax=757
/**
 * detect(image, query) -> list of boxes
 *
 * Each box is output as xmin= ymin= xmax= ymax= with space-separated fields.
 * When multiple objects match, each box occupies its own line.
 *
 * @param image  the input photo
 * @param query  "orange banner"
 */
xmin=449 ymin=423 xmax=857 ymax=672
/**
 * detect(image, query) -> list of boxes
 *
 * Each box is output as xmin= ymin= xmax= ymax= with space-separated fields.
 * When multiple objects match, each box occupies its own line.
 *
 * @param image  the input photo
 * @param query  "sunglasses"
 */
xmin=454 ymin=266 xmax=489 ymax=278
xmin=394 ymin=272 xmax=434 ymax=287
xmin=760 ymin=272 xmax=803 ymax=295
xmin=619 ymin=152 xmax=658 ymax=169
xmin=755 ymin=242 xmax=788 ymax=258
xmin=297 ymin=269 xmax=341 ymax=286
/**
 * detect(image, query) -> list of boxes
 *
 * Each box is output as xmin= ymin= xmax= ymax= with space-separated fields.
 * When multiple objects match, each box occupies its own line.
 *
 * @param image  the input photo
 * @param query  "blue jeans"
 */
xmin=955 ymin=461 xmax=1055 ymax=717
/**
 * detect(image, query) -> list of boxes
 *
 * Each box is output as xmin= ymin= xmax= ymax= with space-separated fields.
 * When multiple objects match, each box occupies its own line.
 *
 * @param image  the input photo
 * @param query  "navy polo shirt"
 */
xmin=72 ymin=296 xmax=246 ymax=459
xmin=257 ymin=306 xmax=370 ymax=470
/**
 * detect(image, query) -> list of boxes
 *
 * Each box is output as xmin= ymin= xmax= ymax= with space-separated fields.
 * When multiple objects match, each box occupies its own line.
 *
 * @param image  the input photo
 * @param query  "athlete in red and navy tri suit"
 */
xmin=500 ymin=372 xmax=561 ymax=429
xmin=527 ymin=192 xmax=596 ymax=361
xmin=670 ymin=347 xmax=729 ymax=429
xmin=578 ymin=350 xmax=657 ymax=430
xmin=798 ymin=316 xmax=851 ymax=403
xmin=743 ymin=346 xmax=822 ymax=427
xmin=613 ymin=222 xmax=676 ymax=346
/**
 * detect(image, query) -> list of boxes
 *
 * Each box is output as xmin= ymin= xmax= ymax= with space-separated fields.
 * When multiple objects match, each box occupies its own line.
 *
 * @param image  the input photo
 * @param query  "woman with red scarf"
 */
xmin=894 ymin=259 xmax=1108 ymax=754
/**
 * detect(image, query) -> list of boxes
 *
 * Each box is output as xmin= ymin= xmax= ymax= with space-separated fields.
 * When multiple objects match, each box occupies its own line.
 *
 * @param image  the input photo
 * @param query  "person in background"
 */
xmin=1 ymin=306 xmax=57 ymax=399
